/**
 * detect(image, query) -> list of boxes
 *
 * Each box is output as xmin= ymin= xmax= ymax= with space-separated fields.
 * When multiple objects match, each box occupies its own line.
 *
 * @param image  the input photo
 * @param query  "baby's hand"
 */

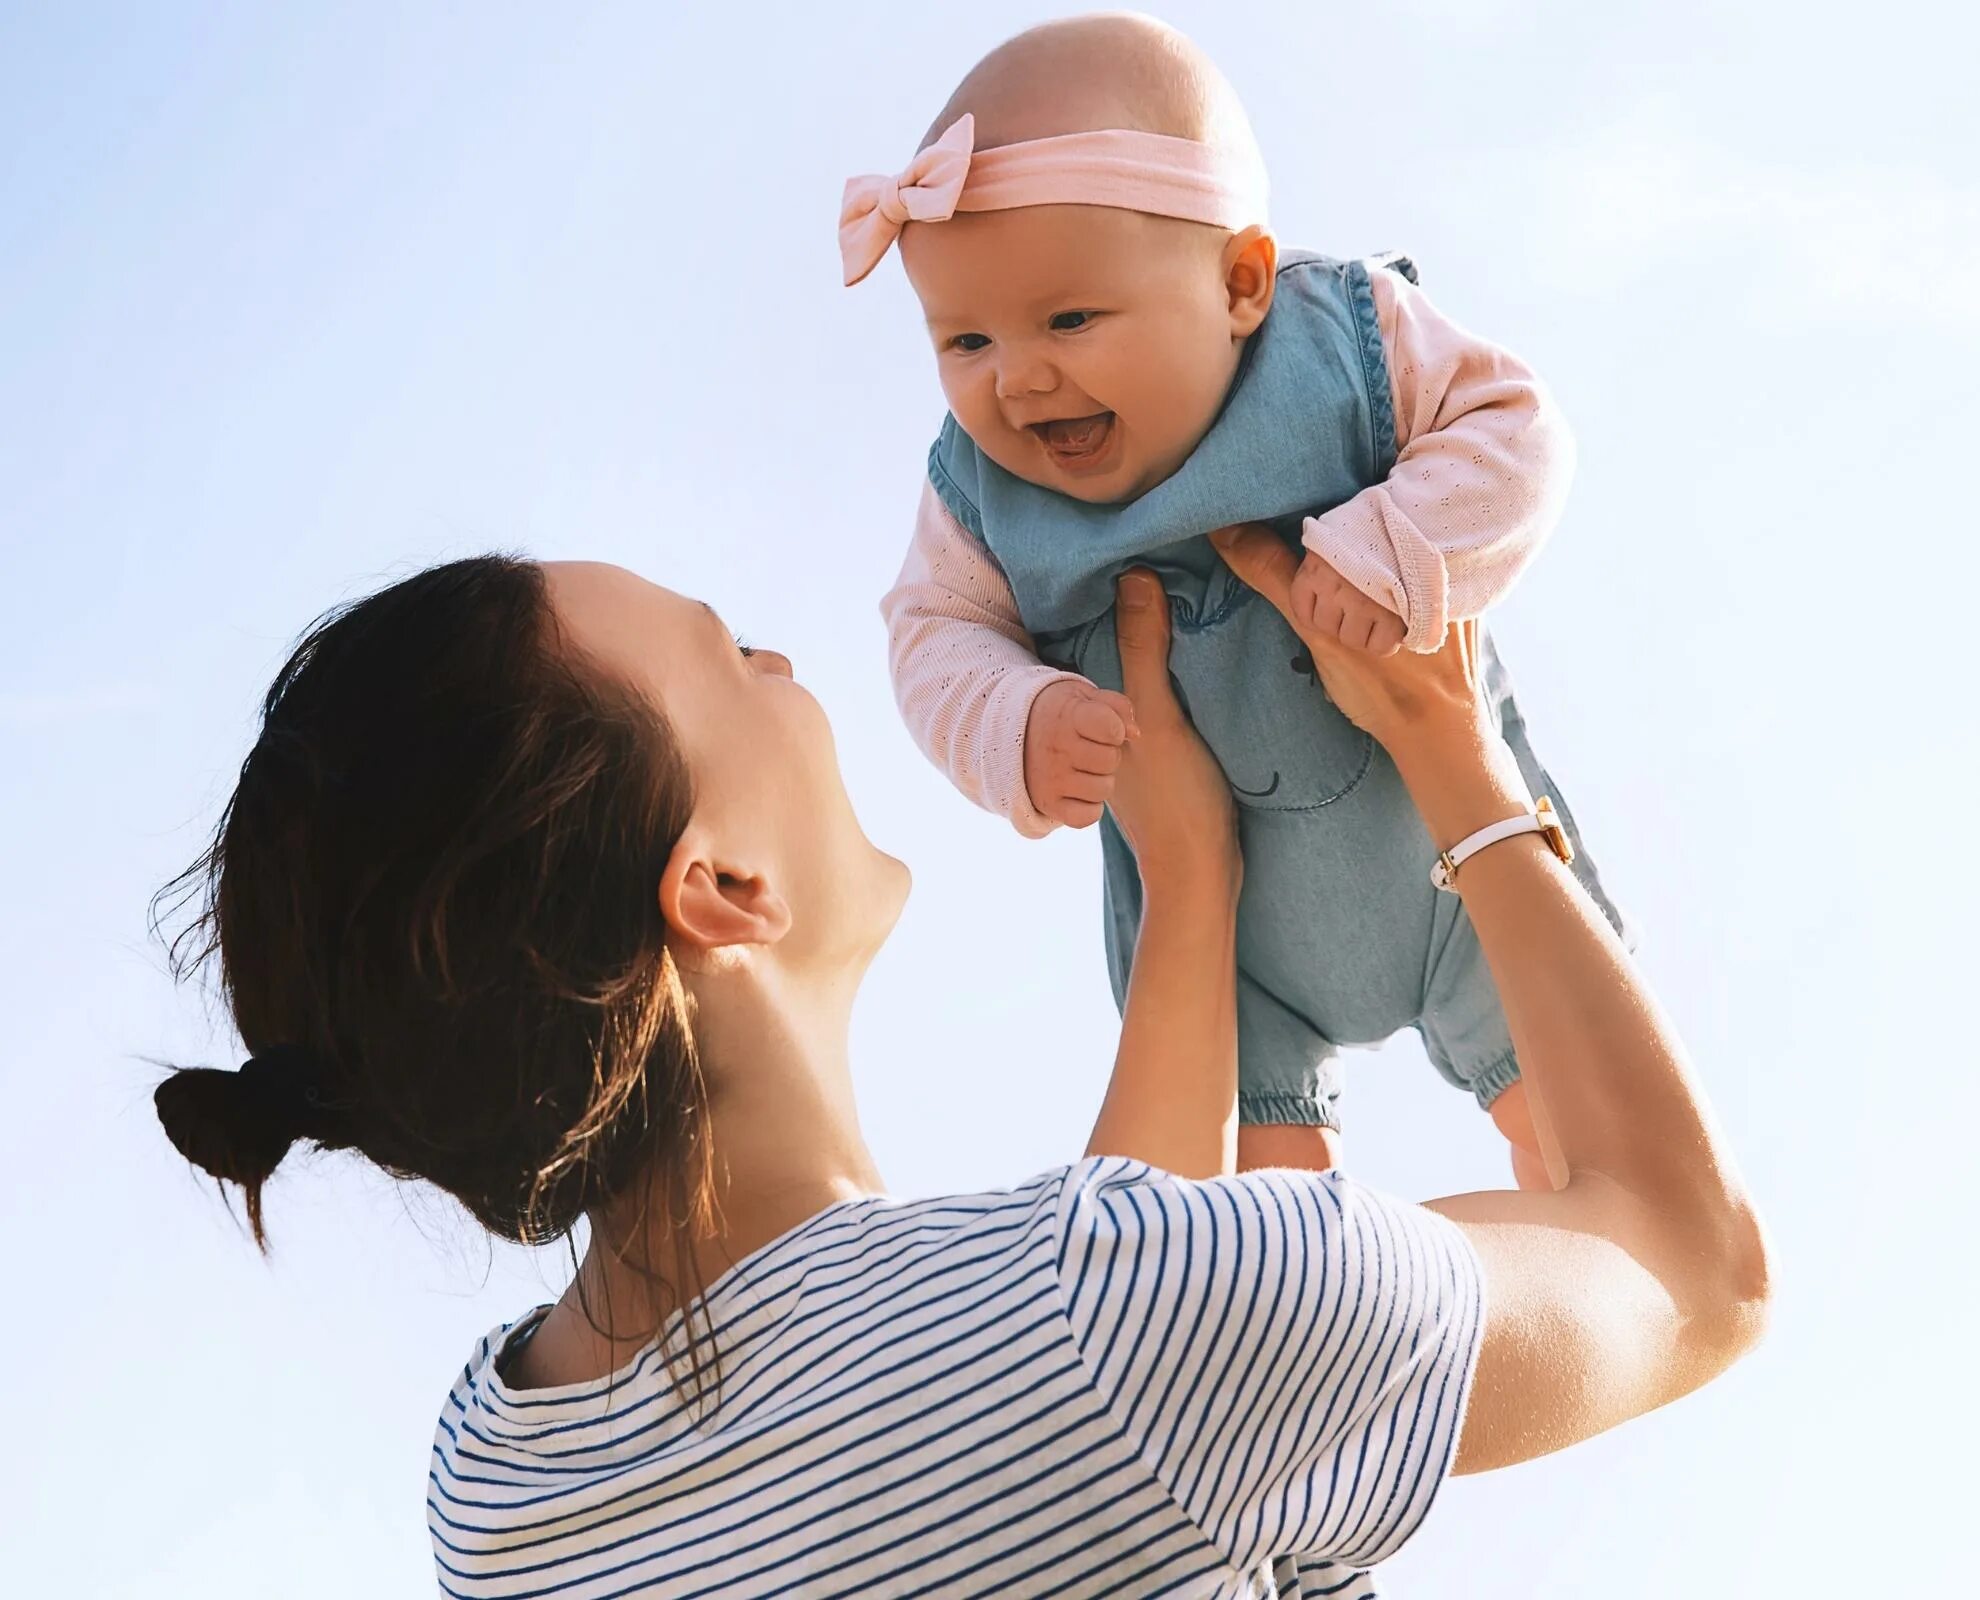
xmin=1024 ymin=677 xmax=1140 ymax=829
xmin=1290 ymin=549 xmax=1406 ymax=657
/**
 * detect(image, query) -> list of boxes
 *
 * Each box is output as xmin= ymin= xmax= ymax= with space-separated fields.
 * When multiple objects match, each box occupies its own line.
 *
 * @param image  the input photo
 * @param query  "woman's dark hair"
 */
xmin=153 ymin=555 xmax=715 ymax=1386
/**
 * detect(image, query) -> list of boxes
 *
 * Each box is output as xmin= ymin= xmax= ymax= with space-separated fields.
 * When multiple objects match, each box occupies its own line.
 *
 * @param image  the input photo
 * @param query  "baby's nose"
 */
xmin=994 ymin=351 xmax=1057 ymax=400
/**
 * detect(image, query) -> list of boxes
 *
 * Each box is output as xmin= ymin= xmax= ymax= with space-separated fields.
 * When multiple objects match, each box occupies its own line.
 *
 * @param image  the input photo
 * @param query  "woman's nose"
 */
xmin=754 ymin=648 xmax=795 ymax=680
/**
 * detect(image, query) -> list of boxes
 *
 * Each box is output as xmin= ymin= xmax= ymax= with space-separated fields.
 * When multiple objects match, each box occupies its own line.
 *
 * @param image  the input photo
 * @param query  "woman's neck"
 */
xmin=511 ymin=954 xmax=884 ymax=1389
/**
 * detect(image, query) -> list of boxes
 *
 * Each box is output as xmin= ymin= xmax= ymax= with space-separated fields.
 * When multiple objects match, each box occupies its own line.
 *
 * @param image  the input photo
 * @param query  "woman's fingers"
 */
xmin=1114 ymin=570 xmax=1178 ymax=719
xmin=1210 ymin=524 xmax=1303 ymax=629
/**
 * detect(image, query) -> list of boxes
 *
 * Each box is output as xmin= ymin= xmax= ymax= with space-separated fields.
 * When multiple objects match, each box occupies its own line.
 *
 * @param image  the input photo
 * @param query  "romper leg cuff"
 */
xmin=1238 ymin=1091 xmax=1342 ymax=1130
xmin=1463 ymin=1048 xmax=1523 ymax=1113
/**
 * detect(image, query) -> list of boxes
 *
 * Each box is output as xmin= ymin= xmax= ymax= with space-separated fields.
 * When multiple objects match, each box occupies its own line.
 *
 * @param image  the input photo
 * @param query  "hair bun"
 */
xmin=154 ymin=1056 xmax=320 ymax=1243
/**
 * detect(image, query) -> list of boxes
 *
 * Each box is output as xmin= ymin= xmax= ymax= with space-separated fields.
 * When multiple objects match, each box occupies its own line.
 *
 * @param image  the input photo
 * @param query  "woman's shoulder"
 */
xmin=441 ymin=1165 xmax=1099 ymax=1412
xmin=1050 ymin=1157 xmax=1482 ymax=1334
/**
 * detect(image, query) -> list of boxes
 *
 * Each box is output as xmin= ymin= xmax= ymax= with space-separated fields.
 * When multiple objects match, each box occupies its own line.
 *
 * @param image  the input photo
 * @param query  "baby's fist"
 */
xmin=1290 ymin=550 xmax=1406 ymax=656
xmin=1024 ymin=677 xmax=1139 ymax=829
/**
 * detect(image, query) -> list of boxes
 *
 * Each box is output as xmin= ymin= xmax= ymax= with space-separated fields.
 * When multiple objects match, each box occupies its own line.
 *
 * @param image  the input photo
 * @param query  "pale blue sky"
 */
xmin=2 ymin=1 xmax=1973 ymax=1593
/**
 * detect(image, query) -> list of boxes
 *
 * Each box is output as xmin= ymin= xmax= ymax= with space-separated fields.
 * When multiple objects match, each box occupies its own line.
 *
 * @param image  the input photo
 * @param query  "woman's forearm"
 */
xmin=1398 ymin=721 xmax=1770 ymax=1470
xmin=1396 ymin=726 xmax=1747 ymax=1223
xmin=1196 ymin=528 xmax=1767 ymax=1472
xmin=1085 ymin=860 xmax=1240 ymax=1179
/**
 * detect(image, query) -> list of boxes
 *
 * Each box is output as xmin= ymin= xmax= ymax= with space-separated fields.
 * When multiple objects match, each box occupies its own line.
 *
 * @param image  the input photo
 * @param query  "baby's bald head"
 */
xmin=897 ymin=16 xmax=1277 ymax=507
xmin=922 ymin=12 xmax=1259 ymax=160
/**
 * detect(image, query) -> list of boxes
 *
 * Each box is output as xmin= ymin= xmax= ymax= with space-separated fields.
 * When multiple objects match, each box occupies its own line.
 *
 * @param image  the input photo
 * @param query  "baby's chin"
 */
xmin=989 ymin=424 xmax=1170 ymax=505
xmin=1035 ymin=455 xmax=1181 ymax=506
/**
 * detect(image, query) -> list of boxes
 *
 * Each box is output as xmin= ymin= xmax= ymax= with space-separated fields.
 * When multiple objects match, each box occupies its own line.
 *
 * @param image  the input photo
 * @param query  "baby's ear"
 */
xmin=1224 ymin=225 xmax=1278 ymax=337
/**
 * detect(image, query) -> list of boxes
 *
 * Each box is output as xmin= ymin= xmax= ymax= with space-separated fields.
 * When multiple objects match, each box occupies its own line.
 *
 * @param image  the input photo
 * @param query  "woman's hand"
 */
xmin=1211 ymin=524 xmax=1496 ymax=757
xmin=1212 ymin=522 xmax=1530 ymax=855
xmin=1105 ymin=569 xmax=1238 ymax=892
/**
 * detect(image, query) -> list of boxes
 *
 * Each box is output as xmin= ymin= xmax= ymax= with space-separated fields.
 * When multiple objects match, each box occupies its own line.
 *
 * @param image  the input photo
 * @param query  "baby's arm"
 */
xmin=1296 ymin=267 xmax=1577 ymax=653
xmin=883 ymin=482 xmax=1134 ymax=835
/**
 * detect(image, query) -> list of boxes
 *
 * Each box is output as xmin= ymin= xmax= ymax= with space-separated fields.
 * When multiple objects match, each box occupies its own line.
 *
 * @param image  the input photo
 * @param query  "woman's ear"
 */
xmin=1224 ymin=225 xmax=1278 ymax=338
xmin=658 ymin=831 xmax=793 ymax=954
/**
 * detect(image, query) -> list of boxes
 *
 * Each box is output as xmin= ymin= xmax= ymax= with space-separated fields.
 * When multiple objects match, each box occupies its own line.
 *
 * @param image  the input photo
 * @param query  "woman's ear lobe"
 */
xmin=660 ymin=848 xmax=794 ymax=953
xmin=1225 ymin=225 xmax=1278 ymax=337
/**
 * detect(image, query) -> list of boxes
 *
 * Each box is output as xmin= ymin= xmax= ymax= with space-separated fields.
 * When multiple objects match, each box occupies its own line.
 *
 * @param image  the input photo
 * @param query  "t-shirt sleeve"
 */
xmin=1051 ymin=1158 xmax=1484 ymax=1574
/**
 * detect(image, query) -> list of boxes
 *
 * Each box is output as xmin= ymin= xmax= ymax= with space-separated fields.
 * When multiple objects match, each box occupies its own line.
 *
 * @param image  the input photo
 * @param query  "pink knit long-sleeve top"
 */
xmin=881 ymin=268 xmax=1574 ymax=837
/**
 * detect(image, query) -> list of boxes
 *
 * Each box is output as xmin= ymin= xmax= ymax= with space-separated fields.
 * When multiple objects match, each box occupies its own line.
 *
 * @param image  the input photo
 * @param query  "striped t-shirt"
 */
xmin=430 ymin=1157 xmax=1483 ymax=1598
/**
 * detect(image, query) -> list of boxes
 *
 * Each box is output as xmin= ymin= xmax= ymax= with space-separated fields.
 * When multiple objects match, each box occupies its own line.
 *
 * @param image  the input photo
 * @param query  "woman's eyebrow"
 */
xmin=699 ymin=601 xmax=745 ymax=659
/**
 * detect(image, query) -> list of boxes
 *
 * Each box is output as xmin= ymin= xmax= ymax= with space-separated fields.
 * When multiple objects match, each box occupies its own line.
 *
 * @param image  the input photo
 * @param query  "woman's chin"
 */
xmin=868 ymin=847 xmax=913 ymax=940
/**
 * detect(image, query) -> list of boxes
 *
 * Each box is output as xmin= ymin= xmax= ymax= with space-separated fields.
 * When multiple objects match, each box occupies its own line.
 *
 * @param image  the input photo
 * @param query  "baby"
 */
xmin=850 ymin=15 xmax=1625 ymax=1182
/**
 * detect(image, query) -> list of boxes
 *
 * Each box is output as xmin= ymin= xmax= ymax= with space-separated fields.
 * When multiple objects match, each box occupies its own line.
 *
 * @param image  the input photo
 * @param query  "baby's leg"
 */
xmin=1102 ymin=815 xmax=1348 ymax=1175
xmin=1418 ymin=893 xmax=1551 ymax=1186
xmin=1488 ymin=1080 xmax=1555 ymax=1191
xmin=1234 ymin=971 xmax=1347 ymax=1173
xmin=1238 ymin=1124 xmax=1345 ymax=1173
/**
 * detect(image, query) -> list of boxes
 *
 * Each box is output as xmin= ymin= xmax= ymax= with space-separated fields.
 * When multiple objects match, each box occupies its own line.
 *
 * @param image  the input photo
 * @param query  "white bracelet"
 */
xmin=1431 ymin=796 xmax=1575 ymax=892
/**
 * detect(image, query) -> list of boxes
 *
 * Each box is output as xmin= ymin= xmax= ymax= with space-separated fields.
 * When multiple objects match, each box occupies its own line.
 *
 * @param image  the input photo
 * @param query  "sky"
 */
xmin=1 ymin=1 xmax=1974 ymax=1593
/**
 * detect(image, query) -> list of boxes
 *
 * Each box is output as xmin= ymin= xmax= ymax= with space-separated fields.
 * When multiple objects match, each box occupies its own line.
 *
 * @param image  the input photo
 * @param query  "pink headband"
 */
xmin=839 ymin=113 xmax=1269 ymax=286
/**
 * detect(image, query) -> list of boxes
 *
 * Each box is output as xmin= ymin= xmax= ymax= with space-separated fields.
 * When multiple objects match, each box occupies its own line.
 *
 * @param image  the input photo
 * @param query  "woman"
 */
xmin=154 ymin=528 xmax=1768 ymax=1597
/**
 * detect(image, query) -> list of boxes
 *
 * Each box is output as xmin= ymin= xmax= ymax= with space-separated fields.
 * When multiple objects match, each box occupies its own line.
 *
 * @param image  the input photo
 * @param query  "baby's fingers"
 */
xmin=1366 ymin=611 xmax=1406 ymax=657
xmin=1303 ymin=587 xmax=1348 ymax=640
xmin=1070 ymin=692 xmax=1135 ymax=747
xmin=1071 ymin=737 xmax=1123 ymax=777
xmin=1059 ymin=770 xmax=1116 ymax=806
xmin=1050 ymin=797 xmax=1106 ymax=830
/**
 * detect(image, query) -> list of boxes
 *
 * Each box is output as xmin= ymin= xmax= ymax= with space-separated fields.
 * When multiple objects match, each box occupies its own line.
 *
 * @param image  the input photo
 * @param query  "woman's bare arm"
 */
xmin=1082 ymin=571 xmax=1241 ymax=1181
xmin=1214 ymin=525 xmax=1772 ymax=1475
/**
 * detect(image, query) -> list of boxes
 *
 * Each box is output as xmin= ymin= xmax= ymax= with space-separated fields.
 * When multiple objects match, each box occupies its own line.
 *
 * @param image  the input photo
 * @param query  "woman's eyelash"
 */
xmin=734 ymin=634 xmax=757 ymax=659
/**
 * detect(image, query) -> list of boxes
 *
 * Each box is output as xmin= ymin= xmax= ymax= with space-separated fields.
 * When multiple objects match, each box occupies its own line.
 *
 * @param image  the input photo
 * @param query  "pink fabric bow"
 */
xmin=838 ymin=115 xmax=975 ymax=287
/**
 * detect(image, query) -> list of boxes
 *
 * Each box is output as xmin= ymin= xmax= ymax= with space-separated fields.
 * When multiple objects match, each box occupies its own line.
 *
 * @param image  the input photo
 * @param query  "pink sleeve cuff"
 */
xmin=1299 ymin=265 xmax=1573 ymax=652
xmin=1301 ymin=501 xmax=1453 ymax=652
xmin=881 ymin=481 xmax=1082 ymax=837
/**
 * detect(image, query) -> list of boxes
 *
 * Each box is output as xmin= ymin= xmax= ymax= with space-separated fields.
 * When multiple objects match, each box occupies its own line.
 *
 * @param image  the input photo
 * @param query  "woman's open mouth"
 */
xmin=1030 ymin=412 xmax=1119 ymax=476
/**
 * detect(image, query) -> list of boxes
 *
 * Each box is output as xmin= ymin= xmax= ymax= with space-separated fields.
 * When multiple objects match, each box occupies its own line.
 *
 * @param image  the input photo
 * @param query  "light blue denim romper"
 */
xmin=928 ymin=251 xmax=1627 ymax=1128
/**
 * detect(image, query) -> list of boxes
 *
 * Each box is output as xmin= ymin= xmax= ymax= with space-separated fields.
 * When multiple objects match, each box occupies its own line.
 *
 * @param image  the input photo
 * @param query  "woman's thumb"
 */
xmin=1114 ymin=568 xmax=1175 ymax=712
xmin=1210 ymin=523 xmax=1300 ymax=620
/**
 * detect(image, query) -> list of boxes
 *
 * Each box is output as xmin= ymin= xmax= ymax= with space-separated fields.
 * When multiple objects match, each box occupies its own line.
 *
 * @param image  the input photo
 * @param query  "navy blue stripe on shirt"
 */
xmin=431 ymin=1158 xmax=1482 ymax=1598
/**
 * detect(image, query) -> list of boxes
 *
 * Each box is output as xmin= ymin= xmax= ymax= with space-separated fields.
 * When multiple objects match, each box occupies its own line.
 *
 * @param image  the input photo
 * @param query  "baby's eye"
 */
xmin=948 ymin=332 xmax=991 ymax=353
xmin=1049 ymin=311 xmax=1094 ymax=331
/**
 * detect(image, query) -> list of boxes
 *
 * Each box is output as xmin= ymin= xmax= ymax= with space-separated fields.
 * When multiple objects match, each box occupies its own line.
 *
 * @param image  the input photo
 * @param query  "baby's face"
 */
xmin=902 ymin=205 xmax=1253 ymax=503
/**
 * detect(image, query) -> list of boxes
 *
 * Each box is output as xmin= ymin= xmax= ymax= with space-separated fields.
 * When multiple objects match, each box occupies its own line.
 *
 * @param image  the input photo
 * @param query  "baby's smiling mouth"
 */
xmin=1030 ymin=412 xmax=1116 ymax=467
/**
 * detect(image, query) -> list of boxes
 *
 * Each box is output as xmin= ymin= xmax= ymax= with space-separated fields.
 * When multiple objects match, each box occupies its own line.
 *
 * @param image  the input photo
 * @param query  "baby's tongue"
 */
xmin=1042 ymin=414 xmax=1110 ymax=452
